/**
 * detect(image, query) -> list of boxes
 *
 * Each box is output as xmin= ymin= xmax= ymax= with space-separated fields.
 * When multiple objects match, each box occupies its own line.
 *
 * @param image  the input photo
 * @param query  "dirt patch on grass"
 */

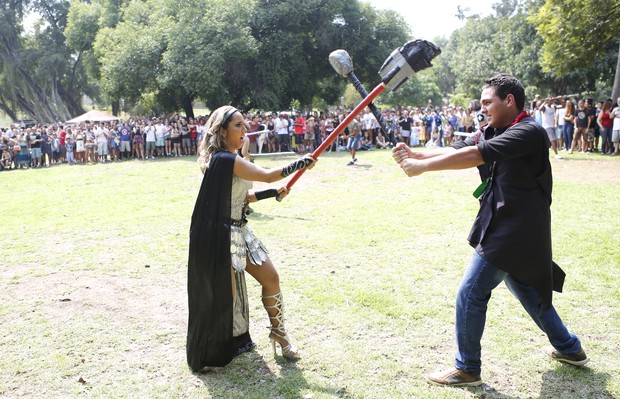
xmin=10 ymin=271 xmax=186 ymax=330
xmin=551 ymin=157 xmax=620 ymax=185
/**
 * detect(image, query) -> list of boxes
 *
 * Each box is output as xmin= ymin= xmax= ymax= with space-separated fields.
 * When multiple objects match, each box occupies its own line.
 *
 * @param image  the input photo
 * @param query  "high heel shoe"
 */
xmin=262 ymin=292 xmax=301 ymax=361
xmin=269 ymin=326 xmax=301 ymax=361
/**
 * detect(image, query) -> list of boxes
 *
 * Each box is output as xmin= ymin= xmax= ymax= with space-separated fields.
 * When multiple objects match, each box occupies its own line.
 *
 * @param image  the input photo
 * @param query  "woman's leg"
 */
xmin=570 ymin=130 xmax=579 ymax=153
xmin=245 ymin=256 xmax=300 ymax=360
xmin=604 ymin=127 xmax=612 ymax=153
xmin=245 ymin=256 xmax=280 ymax=306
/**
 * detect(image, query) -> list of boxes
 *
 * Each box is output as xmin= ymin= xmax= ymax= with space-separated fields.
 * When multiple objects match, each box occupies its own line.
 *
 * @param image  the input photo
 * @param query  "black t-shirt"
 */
xmin=574 ymin=108 xmax=588 ymax=128
xmin=587 ymin=107 xmax=596 ymax=128
xmin=399 ymin=117 xmax=413 ymax=131
xmin=29 ymin=134 xmax=42 ymax=148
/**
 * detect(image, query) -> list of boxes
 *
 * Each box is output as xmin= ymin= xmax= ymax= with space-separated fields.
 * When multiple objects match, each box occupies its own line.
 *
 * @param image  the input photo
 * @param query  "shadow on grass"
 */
xmin=463 ymin=384 xmax=521 ymax=399
xmin=462 ymin=366 xmax=614 ymax=399
xmin=194 ymin=349 xmax=360 ymax=398
xmin=539 ymin=367 xmax=614 ymax=399
xmin=554 ymin=156 xmax=616 ymax=162
xmin=349 ymin=163 xmax=373 ymax=169
xmin=249 ymin=212 xmax=311 ymax=222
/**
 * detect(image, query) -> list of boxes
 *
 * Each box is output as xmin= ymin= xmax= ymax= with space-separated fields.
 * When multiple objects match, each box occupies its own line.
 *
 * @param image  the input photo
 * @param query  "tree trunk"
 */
xmin=182 ymin=95 xmax=194 ymax=119
xmin=111 ymin=100 xmax=120 ymax=116
xmin=612 ymin=41 xmax=620 ymax=101
xmin=56 ymin=81 xmax=85 ymax=118
xmin=50 ymin=73 xmax=71 ymax=122
xmin=0 ymin=99 xmax=19 ymax=122
xmin=16 ymin=66 xmax=63 ymax=122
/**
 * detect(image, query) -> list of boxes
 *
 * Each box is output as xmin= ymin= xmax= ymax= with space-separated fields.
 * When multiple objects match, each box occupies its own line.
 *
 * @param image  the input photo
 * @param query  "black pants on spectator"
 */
xmin=278 ymin=134 xmax=289 ymax=152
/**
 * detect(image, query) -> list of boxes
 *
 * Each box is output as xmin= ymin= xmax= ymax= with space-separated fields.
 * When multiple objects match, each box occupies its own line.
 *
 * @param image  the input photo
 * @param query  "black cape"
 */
xmin=186 ymin=151 xmax=251 ymax=371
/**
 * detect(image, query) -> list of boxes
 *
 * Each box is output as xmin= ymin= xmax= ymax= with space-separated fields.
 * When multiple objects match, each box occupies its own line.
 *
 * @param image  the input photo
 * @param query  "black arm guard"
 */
xmin=281 ymin=157 xmax=314 ymax=177
xmin=254 ymin=189 xmax=279 ymax=201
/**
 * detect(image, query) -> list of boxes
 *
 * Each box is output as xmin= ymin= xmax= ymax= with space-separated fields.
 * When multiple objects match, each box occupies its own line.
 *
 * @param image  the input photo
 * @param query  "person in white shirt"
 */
xmin=94 ymin=124 xmax=109 ymax=162
xmin=144 ymin=121 xmax=157 ymax=159
xmin=155 ymin=120 xmax=165 ymax=157
xmin=610 ymin=96 xmax=620 ymax=156
xmin=362 ymin=108 xmax=375 ymax=144
xmin=539 ymin=97 xmax=561 ymax=158
xmin=555 ymin=97 xmax=566 ymax=151
xmin=275 ymin=114 xmax=289 ymax=152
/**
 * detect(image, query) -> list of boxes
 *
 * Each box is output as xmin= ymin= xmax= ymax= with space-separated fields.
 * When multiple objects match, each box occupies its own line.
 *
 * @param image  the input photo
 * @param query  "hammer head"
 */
xmin=379 ymin=40 xmax=441 ymax=92
xmin=329 ymin=49 xmax=354 ymax=77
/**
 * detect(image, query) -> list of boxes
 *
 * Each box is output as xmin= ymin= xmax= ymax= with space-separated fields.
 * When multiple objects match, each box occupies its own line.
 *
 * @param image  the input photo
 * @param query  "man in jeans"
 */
xmin=392 ymin=73 xmax=588 ymax=387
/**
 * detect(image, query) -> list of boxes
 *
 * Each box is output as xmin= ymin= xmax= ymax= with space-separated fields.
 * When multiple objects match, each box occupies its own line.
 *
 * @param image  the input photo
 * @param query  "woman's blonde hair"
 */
xmin=197 ymin=105 xmax=238 ymax=174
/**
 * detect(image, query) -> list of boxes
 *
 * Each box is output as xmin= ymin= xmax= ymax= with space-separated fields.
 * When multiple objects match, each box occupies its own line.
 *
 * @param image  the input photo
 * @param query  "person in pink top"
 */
xmin=59 ymin=127 xmax=67 ymax=163
xmin=293 ymin=112 xmax=306 ymax=154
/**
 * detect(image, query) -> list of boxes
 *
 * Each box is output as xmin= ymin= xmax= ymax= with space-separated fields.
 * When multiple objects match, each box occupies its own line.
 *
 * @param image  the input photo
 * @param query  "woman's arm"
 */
xmin=246 ymin=186 xmax=288 ymax=203
xmin=233 ymin=154 xmax=315 ymax=183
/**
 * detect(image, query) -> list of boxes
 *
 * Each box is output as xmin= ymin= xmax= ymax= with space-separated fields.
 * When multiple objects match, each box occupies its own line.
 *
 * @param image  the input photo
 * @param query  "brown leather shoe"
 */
xmin=425 ymin=367 xmax=482 ymax=387
xmin=543 ymin=346 xmax=589 ymax=366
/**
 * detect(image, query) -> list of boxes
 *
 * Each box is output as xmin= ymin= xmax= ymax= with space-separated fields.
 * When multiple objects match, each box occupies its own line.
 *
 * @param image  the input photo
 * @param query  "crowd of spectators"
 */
xmin=530 ymin=95 xmax=620 ymax=156
xmin=0 ymin=115 xmax=203 ymax=170
xmin=242 ymin=105 xmax=480 ymax=159
xmin=2 ymin=96 xmax=619 ymax=171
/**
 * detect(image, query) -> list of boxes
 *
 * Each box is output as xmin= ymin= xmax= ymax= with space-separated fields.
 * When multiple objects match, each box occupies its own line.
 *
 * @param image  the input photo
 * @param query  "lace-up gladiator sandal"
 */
xmin=262 ymin=292 xmax=301 ymax=361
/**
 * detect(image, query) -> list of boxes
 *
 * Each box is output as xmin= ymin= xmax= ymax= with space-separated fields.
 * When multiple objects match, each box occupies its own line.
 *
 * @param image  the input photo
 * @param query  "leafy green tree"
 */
xmin=248 ymin=0 xmax=410 ymax=111
xmin=81 ymin=0 xmax=410 ymax=114
xmin=441 ymin=0 xmax=614 ymax=104
xmin=530 ymin=0 xmax=620 ymax=99
xmin=160 ymin=0 xmax=257 ymax=115
xmin=92 ymin=1 xmax=167 ymax=106
xmin=378 ymin=70 xmax=443 ymax=109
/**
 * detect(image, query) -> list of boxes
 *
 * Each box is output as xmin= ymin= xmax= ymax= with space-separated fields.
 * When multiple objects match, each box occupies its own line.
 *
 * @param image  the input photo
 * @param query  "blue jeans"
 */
xmin=346 ymin=136 xmax=360 ymax=150
xmin=562 ymin=123 xmax=574 ymax=151
xmin=600 ymin=126 xmax=612 ymax=153
xmin=454 ymin=251 xmax=582 ymax=375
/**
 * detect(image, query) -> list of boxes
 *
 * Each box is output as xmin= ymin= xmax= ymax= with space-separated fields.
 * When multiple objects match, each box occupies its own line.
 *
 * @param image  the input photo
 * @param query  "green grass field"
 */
xmin=1 ymin=150 xmax=619 ymax=399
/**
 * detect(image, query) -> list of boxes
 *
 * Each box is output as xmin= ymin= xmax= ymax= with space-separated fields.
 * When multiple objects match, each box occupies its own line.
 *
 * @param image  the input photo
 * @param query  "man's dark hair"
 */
xmin=469 ymin=99 xmax=481 ymax=112
xmin=482 ymin=73 xmax=525 ymax=111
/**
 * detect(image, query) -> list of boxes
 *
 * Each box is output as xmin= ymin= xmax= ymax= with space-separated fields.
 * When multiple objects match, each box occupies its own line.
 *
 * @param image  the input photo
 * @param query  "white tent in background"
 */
xmin=65 ymin=110 xmax=120 ymax=124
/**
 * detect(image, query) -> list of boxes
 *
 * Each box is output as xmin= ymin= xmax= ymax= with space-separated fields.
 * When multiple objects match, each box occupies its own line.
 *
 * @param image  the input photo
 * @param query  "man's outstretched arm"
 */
xmin=397 ymin=146 xmax=484 ymax=177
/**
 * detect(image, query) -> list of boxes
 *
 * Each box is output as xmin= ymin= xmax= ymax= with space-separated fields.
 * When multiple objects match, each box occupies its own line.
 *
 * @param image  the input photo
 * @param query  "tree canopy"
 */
xmin=65 ymin=0 xmax=411 ymax=117
xmin=529 ymin=0 xmax=620 ymax=99
xmin=442 ymin=0 xmax=617 ymax=101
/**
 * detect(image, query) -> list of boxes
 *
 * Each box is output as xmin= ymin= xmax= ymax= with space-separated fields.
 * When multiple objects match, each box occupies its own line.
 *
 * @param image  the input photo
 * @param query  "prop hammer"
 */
xmin=329 ymin=50 xmax=397 ymax=145
xmin=278 ymin=40 xmax=441 ymax=200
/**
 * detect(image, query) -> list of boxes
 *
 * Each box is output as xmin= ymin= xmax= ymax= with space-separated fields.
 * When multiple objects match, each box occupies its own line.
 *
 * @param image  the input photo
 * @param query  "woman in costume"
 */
xmin=187 ymin=105 xmax=315 ymax=371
